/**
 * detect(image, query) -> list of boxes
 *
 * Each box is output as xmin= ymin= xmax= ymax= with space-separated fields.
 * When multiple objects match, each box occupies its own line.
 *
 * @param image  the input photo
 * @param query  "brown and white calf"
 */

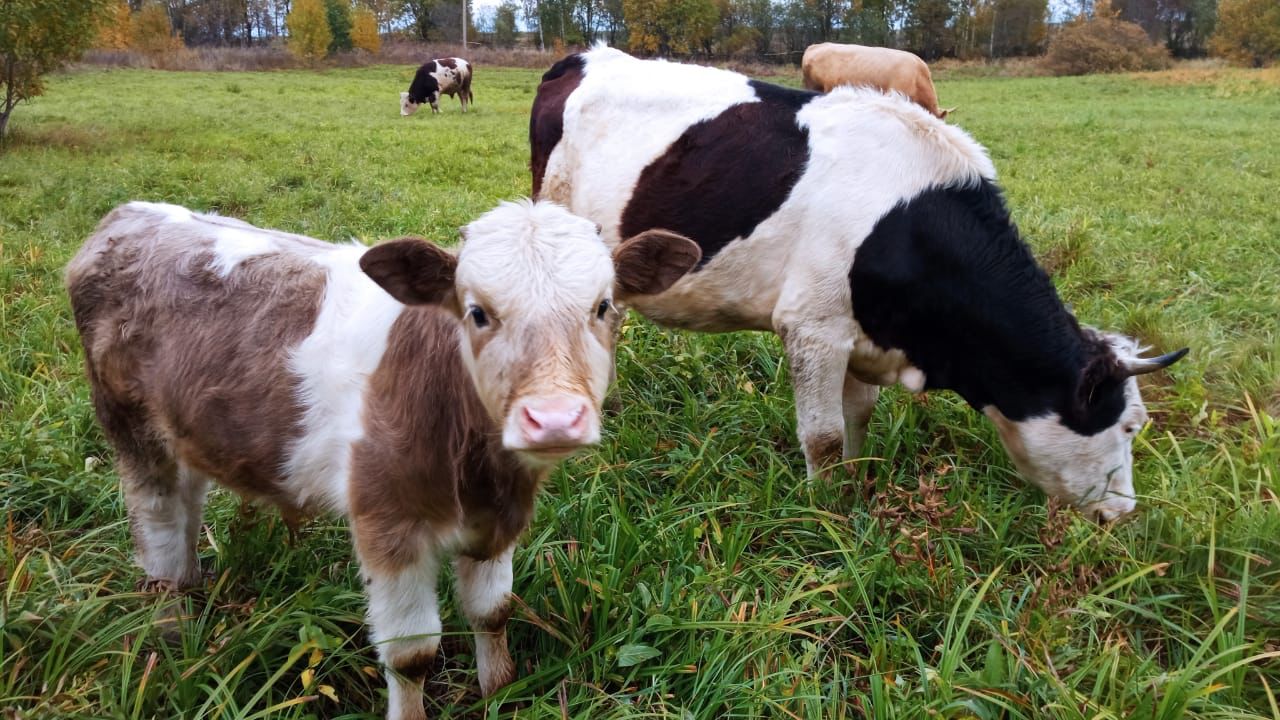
xmin=401 ymin=58 xmax=473 ymax=115
xmin=531 ymin=47 xmax=1187 ymax=522
xmin=67 ymin=200 xmax=698 ymax=719
xmin=802 ymin=42 xmax=949 ymax=119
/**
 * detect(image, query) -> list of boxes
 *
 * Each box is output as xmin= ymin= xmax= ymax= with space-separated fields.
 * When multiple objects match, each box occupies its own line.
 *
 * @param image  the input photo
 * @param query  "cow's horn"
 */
xmin=1123 ymin=347 xmax=1189 ymax=376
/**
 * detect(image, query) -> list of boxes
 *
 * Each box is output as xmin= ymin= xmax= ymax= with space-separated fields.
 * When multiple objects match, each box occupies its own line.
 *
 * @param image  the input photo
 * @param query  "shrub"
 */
xmin=350 ymin=7 xmax=381 ymax=53
xmin=1211 ymin=0 xmax=1280 ymax=67
xmin=1043 ymin=16 xmax=1171 ymax=75
xmin=131 ymin=3 xmax=182 ymax=57
xmin=287 ymin=0 xmax=333 ymax=62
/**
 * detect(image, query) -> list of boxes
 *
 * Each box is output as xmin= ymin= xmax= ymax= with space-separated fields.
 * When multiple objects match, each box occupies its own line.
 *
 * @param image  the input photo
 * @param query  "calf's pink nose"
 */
xmin=518 ymin=396 xmax=590 ymax=446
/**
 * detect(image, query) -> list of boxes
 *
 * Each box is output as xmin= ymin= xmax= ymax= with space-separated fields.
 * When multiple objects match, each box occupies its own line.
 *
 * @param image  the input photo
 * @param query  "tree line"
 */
xmin=102 ymin=0 xmax=1259 ymax=61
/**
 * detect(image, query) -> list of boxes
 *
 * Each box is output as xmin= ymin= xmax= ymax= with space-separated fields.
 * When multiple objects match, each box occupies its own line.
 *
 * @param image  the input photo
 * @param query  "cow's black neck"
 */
xmin=849 ymin=180 xmax=1125 ymax=434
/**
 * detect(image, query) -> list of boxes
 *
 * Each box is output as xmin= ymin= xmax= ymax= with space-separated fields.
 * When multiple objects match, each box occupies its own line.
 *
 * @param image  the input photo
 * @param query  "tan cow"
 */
xmin=67 ymin=200 xmax=699 ymax=719
xmin=802 ymin=42 xmax=949 ymax=118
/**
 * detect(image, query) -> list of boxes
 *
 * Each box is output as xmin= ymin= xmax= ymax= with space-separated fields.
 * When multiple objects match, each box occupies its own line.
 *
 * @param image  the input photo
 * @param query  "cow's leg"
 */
xmin=454 ymin=545 xmax=515 ymax=696
xmin=358 ymin=527 xmax=440 ymax=720
xmin=842 ymin=372 xmax=879 ymax=460
xmin=779 ymin=322 xmax=853 ymax=477
xmin=430 ymin=101 xmax=440 ymax=114
xmin=122 ymin=457 xmax=208 ymax=591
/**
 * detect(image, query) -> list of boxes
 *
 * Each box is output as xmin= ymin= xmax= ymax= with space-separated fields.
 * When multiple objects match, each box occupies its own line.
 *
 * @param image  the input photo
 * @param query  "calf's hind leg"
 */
xmin=119 ymin=454 xmax=209 ymax=591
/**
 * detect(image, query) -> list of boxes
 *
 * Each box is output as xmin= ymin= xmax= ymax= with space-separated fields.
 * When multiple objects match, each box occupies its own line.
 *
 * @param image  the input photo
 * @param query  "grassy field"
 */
xmin=1 ymin=62 xmax=1277 ymax=719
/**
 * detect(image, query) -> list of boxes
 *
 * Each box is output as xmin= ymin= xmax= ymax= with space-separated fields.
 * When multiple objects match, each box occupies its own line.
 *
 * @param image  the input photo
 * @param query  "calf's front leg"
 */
xmin=779 ymin=321 xmax=853 ymax=477
xmin=357 ymin=524 xmax=441 ymax=720
xmin=454 ymin=545 xmax=516 ymax=696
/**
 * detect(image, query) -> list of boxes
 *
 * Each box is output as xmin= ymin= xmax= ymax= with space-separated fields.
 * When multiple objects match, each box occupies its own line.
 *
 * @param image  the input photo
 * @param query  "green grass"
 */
xmin=1 ymin=63 xmax=1278 ymax=719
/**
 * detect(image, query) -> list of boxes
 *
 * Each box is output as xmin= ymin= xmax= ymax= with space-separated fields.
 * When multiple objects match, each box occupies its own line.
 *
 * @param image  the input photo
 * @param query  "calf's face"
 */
xmin=361 ymin=202 xmax=700 ymax=465
xmin=986 ymin=334 xmax=1186 ymax=522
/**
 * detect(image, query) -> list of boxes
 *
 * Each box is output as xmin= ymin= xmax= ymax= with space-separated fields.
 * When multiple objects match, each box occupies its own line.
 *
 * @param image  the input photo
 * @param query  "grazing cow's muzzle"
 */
xmin=505 ymin=393 xmax=600 ymax=461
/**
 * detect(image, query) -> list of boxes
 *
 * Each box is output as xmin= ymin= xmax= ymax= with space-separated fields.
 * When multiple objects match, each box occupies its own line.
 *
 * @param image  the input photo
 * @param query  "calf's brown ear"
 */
xmin=361 ymin=238 xmax=458 ymax=307
xmin=613 ymin=230 xmax=701 ymax=297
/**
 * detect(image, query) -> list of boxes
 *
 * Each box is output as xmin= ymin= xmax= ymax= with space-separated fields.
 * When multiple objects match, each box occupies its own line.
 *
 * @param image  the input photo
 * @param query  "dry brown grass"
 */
xmin=77 ymin=39 xmax=805 ymax=76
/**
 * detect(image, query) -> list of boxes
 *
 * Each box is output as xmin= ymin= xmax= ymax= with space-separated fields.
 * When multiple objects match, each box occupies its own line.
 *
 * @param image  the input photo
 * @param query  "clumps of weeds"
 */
xmin=869 ymin=464 xmax=977 ymax=570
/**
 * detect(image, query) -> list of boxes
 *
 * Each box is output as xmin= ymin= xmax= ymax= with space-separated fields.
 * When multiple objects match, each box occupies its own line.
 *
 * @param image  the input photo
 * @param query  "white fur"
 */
xmin=364 ymin=548 xmax=441 ymax=720
xmin=129 ymin=465 xmax=210 ymax=586
xmin=454 ymin=200 xmax=615 ymax=445
xmin=285 ymin=245 xmax=405 ymax=514
xmin=542 ymin=50 xmax=998 ymax=476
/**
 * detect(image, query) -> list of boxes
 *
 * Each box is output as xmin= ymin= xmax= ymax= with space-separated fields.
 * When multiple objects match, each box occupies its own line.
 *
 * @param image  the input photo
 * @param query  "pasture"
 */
xmin=1 ymin=62 xmax=1278 ymax=718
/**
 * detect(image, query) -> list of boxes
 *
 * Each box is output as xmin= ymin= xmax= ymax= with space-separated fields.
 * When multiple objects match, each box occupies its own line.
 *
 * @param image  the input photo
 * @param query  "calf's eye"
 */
xmin=469 ymin=305 xmax=489 ymax=328
xmin=596 ymin=299 xmax=612 ymax=320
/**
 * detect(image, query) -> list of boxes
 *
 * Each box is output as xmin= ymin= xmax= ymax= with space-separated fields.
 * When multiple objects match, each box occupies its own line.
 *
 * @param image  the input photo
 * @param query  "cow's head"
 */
xmin=361 ymin=200 xmax=700 ymax=465
xmin=400 ymin=91 xmax=421 ymax=116
xmin=985 ymin=333 xmax=1187 ymax=522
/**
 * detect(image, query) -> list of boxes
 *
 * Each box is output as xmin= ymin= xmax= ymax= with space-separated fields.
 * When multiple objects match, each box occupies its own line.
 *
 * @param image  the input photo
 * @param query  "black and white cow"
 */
xmin=401 ymin=57 xmax=473 ymax=116
xmin=530 ymin=46 xmax=1188 ymax=522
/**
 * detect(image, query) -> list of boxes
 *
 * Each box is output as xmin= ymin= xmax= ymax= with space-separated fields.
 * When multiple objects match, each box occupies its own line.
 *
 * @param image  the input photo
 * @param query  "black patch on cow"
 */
xmin=529 ymin=54 xmax=586 ymax=197
xmin=437 ymin=57 xmax=458 ymax=69
xmin=407 ymin=61 xmax=440 ymax=103
xmin=848 ymin=179 xmax=1127 ymax=435
xmin=618 ymin=81 xmax=818 ymax=268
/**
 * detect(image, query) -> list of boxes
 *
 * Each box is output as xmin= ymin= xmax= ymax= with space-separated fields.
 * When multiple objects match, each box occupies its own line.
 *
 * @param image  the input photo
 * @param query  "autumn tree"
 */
xmin=1211 ymin=0 xmax=1280 ymax=65
xmin=0 ymin=0 xmax=113 ymax=143
xmin=625 ymin=0 xmax=718 ymax=55
xmin=131 ymin=2 xmax=183 ymax=56
xmin=96 ymin=1 xmax=133 ymax=49
xmin=351 ymin=5 xmax=382 ymax=51
xmin=287 ymin=0 xmax=333 ymax=61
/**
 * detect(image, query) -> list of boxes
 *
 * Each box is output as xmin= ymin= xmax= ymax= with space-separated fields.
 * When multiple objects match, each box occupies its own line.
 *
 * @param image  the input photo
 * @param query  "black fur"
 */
xmin=530 ymin=54 xmax=586 ymax=197
xmin=407 ymin=61 xmax=440 ymax=104
xmin=618 ymin=80 xmax=817 ymax=268
xmin=849 ymin=180 xmax=1127 ymax=435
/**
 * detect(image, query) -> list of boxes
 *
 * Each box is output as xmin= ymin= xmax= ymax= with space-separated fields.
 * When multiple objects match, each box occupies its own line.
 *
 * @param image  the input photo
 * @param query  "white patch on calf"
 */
xmin=285 ymin=244 xmax=405 ymax=514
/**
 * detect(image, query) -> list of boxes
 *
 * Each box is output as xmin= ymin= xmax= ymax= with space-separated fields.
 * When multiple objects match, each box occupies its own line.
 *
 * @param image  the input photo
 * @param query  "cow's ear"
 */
xmin=361 ymin=237 xmax=458 ymax=308
xmin=613 ymin=229 xmax=701 ymax=297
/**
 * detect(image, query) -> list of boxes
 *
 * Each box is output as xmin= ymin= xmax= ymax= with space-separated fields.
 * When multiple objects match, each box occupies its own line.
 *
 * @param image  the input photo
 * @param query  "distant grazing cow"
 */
xmin=802 ymin=42 xmax=949 ymax=119
xmin=531 ymin=47 xmax=1187 ymax=522
xmin=401 ymin=57 xmax=473 ymax=115
xmin=67 ymin=200 xmax=698 ymax=719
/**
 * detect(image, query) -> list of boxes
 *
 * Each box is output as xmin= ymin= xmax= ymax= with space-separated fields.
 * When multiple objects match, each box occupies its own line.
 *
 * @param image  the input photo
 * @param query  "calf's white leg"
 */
xmin=359 ymin=534 xmax=442 ymax=720
xmin=778 ymin=321 xmax=853 ymax=477
xmin=454 ymin=545 xmax=516 ymax=696
xmin=123 ymin=459 xmax=209 ymax=590
xmin=841 ymin=373 xmax=879 ymax=460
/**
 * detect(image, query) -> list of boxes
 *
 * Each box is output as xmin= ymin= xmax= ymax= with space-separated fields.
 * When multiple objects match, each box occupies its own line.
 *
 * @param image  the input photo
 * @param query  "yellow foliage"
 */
xmin=1211 ymin=0 xmax=1280 ymax=67
xmin=350 ymin=7 xmax=381 ymax=53
xmin=131 ymin=3 xmax=182 ymax=57
xmin=288 ymin=0 xmax=334 ymax=62
xmin=96 ymin=2 xmax=132 ymax=50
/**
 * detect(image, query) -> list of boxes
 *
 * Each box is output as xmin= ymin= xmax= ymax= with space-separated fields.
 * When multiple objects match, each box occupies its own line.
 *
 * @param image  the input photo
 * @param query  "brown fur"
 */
xmin=613 ymin=231 xmax=703 ymax=297
xmin=351 ymin=307 xmax=545 ymax=572
xmin=802 ymin=43 xmax=946 ymax=119
xmin=67 ymin=206 xmax=328 ymax=517
xmin=529 ymin=55 xmax=584 ymax=198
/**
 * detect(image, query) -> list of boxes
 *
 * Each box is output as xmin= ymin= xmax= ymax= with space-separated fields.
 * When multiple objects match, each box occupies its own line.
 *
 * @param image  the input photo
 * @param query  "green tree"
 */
xmin=351 ymin=5 xmax=381 ymax=51
xmin=0 ymin=0 xmax=113 ymax=144
xmin=325 ymin=0 xmax=353 ymax=52
xmin=1211 ymin=0 xmax=1280 ymax=65
xmin=494 ymin=0 xmax=519 ymax=46
xmin=287 ymin=0 xmax=333 ymax=61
